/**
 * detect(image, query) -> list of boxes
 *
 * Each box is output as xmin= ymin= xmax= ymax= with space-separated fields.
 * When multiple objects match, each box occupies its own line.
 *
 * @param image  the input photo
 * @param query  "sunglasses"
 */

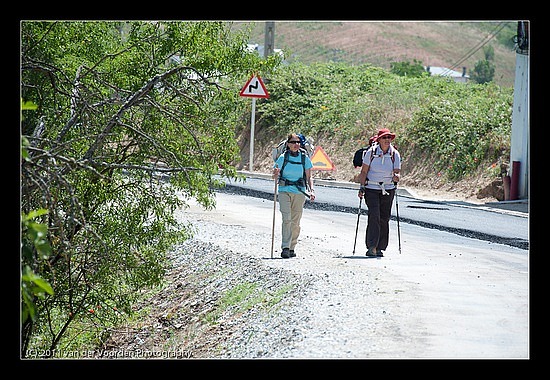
xmin=379 ymin=136 xmax=392 ymax=140
xmin=288 ymin=141 xmax=301 ymax=144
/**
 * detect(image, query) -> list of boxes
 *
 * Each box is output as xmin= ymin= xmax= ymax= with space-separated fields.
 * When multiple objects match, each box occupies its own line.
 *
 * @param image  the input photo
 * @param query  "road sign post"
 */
xmin=240 ymin=75 xmax=269 ymax=172
xmin=249 ymin=97 xmax=256 ymax=172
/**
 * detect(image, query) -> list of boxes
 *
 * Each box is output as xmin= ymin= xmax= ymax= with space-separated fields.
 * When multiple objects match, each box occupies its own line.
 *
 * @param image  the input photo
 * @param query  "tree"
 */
xmin=20 ymin=21 xmax=279 ymax=357
xmin=470 ymin=60 xmax=495 ymax=84
xmin=470 ymin=45 xmax=495 ymax=84
xmin=390 ymin=59 xmax=427 ymax=78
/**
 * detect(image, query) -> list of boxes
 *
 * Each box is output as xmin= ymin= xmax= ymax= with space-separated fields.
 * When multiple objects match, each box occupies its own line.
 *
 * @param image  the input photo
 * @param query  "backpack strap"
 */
xmin=366 ymin=145 xmax=396 ymax=182
xmin=301 ymin=150 xmax=307 ymax=184
xmin=279 ymin=150 xmax=310 ymax=198
xmin=369 ymin=145 xmax=395 ymax=164
xmin=279 ymin=150 xmax=294 ymax=178
xmin=280 ymin=149 xmax=308 ymax=178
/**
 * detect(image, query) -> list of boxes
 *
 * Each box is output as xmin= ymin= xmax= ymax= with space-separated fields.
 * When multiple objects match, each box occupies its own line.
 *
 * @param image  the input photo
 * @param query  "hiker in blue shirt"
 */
xmin=357 ymin=128 xmax=401 ymax=257
xmin=273 ymin=133 xmax=316 ymax=259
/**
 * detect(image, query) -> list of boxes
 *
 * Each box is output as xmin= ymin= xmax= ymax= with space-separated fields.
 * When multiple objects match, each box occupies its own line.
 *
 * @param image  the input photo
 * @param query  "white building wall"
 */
xmin=510 ymin=53 xmax=529 ymax=199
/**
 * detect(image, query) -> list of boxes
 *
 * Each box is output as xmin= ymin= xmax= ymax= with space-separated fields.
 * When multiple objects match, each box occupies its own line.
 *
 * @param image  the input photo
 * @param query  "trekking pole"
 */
xmin=270 ymin=167 xmax=279 ymax=259
xmin=352 ymin=196 xmax=363 ymax=255
xmin=394 ymin=182 xmax=402 ymax=254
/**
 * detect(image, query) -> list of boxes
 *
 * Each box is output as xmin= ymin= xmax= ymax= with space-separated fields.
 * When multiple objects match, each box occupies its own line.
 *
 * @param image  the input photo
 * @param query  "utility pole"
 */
xmin=264 ymin=22 xmax=275 ymax=58
xmin=509 ymin=21 xmax=529 ymax=200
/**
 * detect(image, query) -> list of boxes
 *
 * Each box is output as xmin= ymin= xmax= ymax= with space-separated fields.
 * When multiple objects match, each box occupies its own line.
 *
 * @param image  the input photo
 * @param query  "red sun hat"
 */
xmin=376 ymin=128 xmax=396 ymax=140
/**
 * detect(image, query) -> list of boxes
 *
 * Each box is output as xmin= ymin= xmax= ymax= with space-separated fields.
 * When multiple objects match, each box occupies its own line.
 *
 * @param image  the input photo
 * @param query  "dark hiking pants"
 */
xmin=364 ymin=188 xmax=395 ymax=251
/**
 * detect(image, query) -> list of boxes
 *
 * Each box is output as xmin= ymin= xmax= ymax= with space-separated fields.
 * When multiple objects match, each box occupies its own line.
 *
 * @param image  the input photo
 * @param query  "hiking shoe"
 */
xmin=366 ymin=248 xmax=377 ymax=257
xmin=281 ymin=248 xmax=290 ymax=259
xmin=289 ymin=250 xmax=296 ymax=257
xmin=376 ymin=250 xmax=384 ymax=257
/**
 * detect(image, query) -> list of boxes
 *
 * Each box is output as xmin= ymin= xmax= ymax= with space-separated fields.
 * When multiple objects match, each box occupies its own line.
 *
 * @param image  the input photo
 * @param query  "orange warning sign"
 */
xmin=311 ymin=146 xmax=336 ymax=171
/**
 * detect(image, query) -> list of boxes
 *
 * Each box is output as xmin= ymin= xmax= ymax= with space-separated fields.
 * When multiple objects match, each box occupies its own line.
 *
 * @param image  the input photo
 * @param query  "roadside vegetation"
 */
xmin=20 ymin=20 xmax=516 ymax=358
xmin=20 ymin=20 xmax=279 ymax=358
xmin=246 ymin=61 xmax=512 ymax=181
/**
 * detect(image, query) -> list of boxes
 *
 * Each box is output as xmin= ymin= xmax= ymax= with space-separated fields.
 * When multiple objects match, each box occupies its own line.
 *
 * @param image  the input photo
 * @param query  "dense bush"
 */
xmin=253 ymin=62 xmax=513 ymax=180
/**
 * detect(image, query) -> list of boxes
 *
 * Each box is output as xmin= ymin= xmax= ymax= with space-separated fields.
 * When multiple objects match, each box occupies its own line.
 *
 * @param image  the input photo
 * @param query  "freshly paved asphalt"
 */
xmin=217 ymin=171 xmax=529 ymax=251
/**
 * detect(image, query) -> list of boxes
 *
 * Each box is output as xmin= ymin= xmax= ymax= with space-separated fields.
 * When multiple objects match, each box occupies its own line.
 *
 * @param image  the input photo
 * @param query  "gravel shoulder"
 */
xmin=98 ymin=190 xmax=529 ymax=360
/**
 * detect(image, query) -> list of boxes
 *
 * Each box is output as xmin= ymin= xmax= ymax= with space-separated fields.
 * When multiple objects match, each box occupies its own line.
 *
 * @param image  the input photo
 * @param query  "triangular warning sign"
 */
xmin=239 ymin=75 xmax=269 ymax=98
xmin=311 ymin=146 xmax=336 ymax=171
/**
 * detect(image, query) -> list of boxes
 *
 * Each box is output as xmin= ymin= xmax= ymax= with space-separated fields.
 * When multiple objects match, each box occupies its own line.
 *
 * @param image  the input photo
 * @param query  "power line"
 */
xmin=440 ymin=22 xmax=507 ymax=76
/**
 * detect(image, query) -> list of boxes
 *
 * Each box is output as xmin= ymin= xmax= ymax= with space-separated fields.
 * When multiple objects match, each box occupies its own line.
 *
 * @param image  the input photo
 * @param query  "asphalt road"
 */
xmin=217 ymin=173 xmax=529 ymax=251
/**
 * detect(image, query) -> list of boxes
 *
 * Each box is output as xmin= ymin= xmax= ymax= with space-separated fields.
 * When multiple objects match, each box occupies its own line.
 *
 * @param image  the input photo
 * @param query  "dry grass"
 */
xmin=239 ymin=20 xmax=517 ymax=88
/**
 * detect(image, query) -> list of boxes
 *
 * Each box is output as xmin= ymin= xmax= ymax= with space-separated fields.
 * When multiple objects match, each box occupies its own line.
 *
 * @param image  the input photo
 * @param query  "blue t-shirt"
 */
xmin=274 ymin=151 xmax=313 ymax=194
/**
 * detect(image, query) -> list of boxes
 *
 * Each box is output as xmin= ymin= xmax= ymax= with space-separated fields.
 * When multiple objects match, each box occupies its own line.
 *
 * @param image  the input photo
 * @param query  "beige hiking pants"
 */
xmin=278 ymin=191 xmax=306 ymax=250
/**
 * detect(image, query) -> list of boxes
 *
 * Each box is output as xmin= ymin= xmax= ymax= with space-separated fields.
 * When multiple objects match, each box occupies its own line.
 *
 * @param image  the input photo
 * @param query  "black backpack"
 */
xmin=353 ymin=143 xmax=395 ymax=168
xmin=353 ymin=135 xmax=379 ymax=168
xmin=353 ymin=146 xmax=370 ymax=168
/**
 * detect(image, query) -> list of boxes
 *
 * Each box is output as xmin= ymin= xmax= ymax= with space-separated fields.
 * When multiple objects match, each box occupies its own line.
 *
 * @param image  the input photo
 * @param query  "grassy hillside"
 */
xmin=234 ymin=21 xmax=518 ymax=88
